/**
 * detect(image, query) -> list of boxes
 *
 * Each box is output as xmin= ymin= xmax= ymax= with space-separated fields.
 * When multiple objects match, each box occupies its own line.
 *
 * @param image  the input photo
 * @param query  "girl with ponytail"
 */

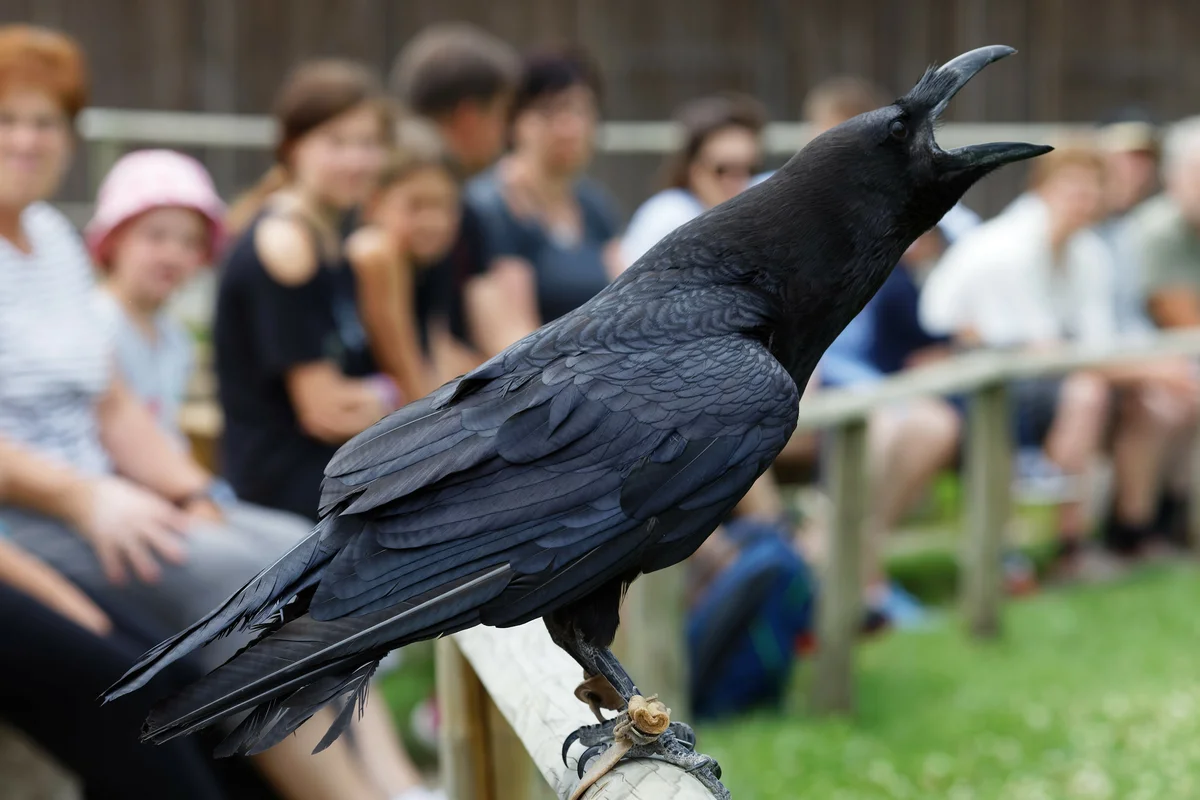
xmin=215 ymin=59 xmax=399 ymax=521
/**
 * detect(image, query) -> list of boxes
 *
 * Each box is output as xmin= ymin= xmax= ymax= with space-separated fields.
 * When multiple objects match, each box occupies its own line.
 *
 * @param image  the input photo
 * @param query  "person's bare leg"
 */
xmin=733 ymin=470 xmax=785 ymax=522
xmin=252 ymin=709 xmax=385 ymax=800
xmin=352 ymin=696 xmax=426 ymax=797
xmin=1043 ymin=372 xmax=1110 ymax=541
xmin=862 ymin=399 xmax=960 ymax=587
xmin=1112 ymin=387 xmax=1178 ymax=526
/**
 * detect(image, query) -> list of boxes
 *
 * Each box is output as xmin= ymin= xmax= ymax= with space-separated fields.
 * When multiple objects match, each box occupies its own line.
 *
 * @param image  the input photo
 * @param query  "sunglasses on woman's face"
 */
xmin=701 ymin=160 xmax=763 ymax=180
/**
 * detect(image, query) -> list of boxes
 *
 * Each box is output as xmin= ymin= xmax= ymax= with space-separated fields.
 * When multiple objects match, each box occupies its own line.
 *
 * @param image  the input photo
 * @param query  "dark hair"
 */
xmin=389 ymin=23 xmax=519 ymax=117
xmin=661 ymin=92 xmax=768 ymax=190
xmin=802 ymin=75 xmax=887 ymax=126
xmin=229 ymin=59 xmax=392 ymax=233
xmin=510 ymin=47 xmax=603 ymax=121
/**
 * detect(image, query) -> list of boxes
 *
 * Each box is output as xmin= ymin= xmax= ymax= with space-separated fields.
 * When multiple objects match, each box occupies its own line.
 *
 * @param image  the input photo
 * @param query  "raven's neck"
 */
xmin=702 ymin=164 xmax=912 ymax=386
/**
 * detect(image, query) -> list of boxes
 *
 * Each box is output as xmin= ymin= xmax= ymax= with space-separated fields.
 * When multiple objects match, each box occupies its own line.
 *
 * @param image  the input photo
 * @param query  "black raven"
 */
xmin=107 ymin=45 xmax=1048 ymax=796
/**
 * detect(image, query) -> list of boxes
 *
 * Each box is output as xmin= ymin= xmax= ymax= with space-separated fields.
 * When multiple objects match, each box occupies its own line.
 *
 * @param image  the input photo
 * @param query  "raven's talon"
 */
xmin=561 ymin=729 xmax=580 ymax=766
xmin=669 ymin=720 xmax=695 ymax=747
xmin=577 ymin=743 xmax=608 ymax=779
xmin=623 ymin=730 xmax=731 ymax=799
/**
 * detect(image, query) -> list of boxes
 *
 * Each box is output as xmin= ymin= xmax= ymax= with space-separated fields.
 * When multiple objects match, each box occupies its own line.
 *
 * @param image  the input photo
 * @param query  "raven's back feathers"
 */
xmin=107 ymin=304 xmax=799 ymax=752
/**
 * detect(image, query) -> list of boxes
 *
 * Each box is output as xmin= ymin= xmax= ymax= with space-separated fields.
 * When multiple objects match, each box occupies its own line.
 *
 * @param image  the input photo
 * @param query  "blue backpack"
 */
xmin=687 ymin=519 xmax=815 ymax=718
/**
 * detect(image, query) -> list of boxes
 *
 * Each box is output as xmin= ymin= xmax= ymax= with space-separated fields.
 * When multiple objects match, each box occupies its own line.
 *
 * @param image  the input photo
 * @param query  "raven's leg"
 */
xmin=552 ymin=625 xmax=729 ymax=800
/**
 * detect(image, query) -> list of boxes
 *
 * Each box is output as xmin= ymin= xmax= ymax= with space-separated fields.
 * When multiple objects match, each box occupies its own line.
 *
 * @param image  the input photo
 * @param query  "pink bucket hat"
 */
xmin=85 ymin=149 xmax=227 ymax=267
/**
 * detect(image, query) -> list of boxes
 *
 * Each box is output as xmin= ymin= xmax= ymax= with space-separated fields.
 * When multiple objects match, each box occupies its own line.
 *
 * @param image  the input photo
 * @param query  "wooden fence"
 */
xmin=802 ymin=330 xmax=1200 ymax=713
xmin=9 ymin=0 xmax=1200 ymax=217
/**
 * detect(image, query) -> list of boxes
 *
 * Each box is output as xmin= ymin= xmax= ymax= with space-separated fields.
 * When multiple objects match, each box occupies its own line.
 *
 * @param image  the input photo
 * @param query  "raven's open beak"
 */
xmin=932 ymin=45 xmax=1053 ymax=170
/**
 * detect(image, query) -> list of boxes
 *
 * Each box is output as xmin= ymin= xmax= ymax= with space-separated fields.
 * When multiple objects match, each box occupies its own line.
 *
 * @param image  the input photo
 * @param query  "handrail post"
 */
xmin=435 ymin=637 xmax=491 ymax=800
xmin=810 ymin=418 xmax=868 ymax=714
xmin=1188 ymin=430 xmax=1200 ymax=551
xmin=615 ymin=562 xmax=691 ymax=722
xmin=87 ymin=138 xmax=123 ymax=197
xmin=961 ymin=380 xmax=1011 ymax=638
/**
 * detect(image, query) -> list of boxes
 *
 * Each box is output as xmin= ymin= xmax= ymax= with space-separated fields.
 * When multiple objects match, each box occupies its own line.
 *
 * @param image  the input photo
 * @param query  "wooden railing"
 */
xmin=802 ymin=330 xmax=1200 ymax=713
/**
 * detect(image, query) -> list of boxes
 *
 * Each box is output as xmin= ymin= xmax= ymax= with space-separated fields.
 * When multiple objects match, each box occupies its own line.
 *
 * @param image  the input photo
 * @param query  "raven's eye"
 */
xmin=889 ymin=119 xmax=908 ymax=140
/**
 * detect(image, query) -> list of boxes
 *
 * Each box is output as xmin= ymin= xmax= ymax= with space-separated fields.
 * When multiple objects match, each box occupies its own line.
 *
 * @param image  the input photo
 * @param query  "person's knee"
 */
xmin=1060 ymin=372 xmax=1110 ymax=421
xmin=905 ymin=400 xmax=961 ymax=464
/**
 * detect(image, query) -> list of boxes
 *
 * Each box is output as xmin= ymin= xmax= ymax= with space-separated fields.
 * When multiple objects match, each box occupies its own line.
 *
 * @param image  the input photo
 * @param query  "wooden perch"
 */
xmin=445 ymin=621 xmax=717 ymax=800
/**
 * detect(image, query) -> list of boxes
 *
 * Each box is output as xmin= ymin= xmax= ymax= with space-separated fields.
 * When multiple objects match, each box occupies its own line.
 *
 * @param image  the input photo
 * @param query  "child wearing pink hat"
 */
xmin=87 ymin=149 xmax=225 ymax=441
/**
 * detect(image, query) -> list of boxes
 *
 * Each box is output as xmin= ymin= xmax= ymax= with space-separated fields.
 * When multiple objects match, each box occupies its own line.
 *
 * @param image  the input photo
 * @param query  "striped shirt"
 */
xmin=0 ymin=203 xmax=113 ymax=475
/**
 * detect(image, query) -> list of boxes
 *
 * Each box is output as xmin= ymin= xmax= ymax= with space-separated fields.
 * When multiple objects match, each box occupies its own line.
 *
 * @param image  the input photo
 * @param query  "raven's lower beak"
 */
xmin=932 ymin=45 xmax=1053 ymax=170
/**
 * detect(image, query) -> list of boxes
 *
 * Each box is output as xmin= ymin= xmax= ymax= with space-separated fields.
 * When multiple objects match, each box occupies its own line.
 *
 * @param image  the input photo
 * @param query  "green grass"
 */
xmin=698 ymin=565 xmax=1200 ymax=799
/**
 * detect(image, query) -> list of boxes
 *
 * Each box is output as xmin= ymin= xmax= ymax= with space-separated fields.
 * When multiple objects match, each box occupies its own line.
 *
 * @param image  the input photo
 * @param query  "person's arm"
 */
xmin=97 ymin=377 xmax=210 ymax=503
xmin=1148 ymin=287 xmax=1200 ymax=328
xmin=285 ymin=363 xmax=390 ymax=446
xmin=0 ymin=538 xmax=111 ymax=636
xmin=0 ymin=433 xmax=189 ymax=584
xmin=0 ymin=434 xmax=91 ymax=525
xmin=465 ymin=258 xmax=541 ymax=356
xmin=466 ymin=192 xmax=542 ymax=356
xmin=347 ymin=227 xmax=434 ymax=401
xmin=619 ymin=192 xmax=699 ymax=268
xmin=252 ymin=216 xmax=394 ymax=446
xmin=427 ymin=317 xmax=483 ymax=385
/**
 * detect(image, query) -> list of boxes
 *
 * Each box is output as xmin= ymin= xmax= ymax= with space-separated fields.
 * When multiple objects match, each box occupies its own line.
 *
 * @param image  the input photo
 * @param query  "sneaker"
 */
xmin=1002 ymin=551 xmax=1038 ymax=596
xmin=869 ymin=583 xmax=928 ymax=629
xmin=409 ymin=694 xmax=439 ymax=751
xmin=1048 ymin=541 xmax=1130 ymax=585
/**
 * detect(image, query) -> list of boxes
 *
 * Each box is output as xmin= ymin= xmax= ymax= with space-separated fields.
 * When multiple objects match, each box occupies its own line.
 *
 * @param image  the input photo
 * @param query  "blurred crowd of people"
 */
xmin=3 ymin=17 xmax=1200 ymax=799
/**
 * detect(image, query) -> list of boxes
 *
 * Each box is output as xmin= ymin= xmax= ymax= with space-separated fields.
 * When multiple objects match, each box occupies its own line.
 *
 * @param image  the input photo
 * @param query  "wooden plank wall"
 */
xmin=1 ymin=0 xmax=1197 ymax=216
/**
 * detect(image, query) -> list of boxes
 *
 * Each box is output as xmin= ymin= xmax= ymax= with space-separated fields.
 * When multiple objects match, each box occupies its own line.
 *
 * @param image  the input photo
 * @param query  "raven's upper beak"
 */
xmin=930 ymin=45 xmax=1053 ymax=171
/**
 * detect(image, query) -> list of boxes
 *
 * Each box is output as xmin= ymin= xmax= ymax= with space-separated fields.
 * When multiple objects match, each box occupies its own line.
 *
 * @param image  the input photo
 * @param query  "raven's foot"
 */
xmin=563 ymin=696 xmax=728 ymax=800
xmin=574 ymin=672 xmax=625 ymax=723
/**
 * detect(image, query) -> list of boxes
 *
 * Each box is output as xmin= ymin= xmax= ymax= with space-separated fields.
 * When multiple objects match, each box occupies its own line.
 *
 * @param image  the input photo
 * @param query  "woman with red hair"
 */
xmin=0 ymin=25 xmax=436 ymax=800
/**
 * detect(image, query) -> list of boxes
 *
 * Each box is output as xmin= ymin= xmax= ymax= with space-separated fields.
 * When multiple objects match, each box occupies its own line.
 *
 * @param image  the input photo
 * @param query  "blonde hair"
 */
xmin=1027 ymin=141 xmax=1105 ymax=190
xmin=374 ymin=116 xmax=458 ymax=192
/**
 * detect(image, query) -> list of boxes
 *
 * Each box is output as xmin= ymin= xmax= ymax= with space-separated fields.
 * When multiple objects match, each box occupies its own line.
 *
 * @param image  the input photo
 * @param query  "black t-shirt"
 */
xmin=214 ymin=215 xmax=376 ymax=521
xmin=414 ymin=203 xmax=489 ymax=351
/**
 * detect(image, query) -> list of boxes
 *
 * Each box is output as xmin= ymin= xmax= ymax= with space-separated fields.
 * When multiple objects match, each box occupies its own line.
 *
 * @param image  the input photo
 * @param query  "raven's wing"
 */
xmin=107 ymin=334 xmax=798 ymax=752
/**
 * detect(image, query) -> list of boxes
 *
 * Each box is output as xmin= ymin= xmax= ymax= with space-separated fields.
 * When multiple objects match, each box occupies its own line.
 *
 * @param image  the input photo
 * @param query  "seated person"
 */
xmin=348 ymin=119 xmax=466 ymax=393
xmin=921 ymin=145 xmax=1198 ymax=571
xmin=88 ymin=149 xmax=227 ymax=445
xmin=817 ymin=226 xmax=964 ymax=628
xmin=466 ymin=48 xmax=623 ymax=355
xmin=0 ymin=530 xmax=250 ymax=799
xmin=622 ymin=91 xmax=767 ymax=264
xmin=1129 ymin=116 xmax=1200 ymax=330
xmin=388 ymin=22 xmax=520 ymax=378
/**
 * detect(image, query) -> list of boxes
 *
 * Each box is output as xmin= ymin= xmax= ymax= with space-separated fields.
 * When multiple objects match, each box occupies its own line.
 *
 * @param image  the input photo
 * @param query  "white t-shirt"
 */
xmin=620 ymin=188 xmax=707 ymax=266
xmin=0 ymin=203 xmax=114 ymax=475
xmin=919 ymin=196 xmax=1117 ymax=349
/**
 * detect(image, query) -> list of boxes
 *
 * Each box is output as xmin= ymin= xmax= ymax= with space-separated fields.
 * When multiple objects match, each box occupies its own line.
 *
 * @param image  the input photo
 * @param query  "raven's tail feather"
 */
xmin=105 ymin=516 xmax=360 ymax=702
xmin=140 ymin=564 xmax=512 ymax=752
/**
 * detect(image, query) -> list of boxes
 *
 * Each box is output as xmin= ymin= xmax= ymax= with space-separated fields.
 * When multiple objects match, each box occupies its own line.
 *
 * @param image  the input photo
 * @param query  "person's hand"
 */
xmin=499 ymin=159 xmax=540 ymax=220
xmin=904 ymin=344 xmax=956 ymax=369
xmin=183 ymin=496 xmax=225 ymax=526
xmin=69 ymin=476 xmax=190 ymax=585
xmin=0 ymin=539 xmax=112 ymax=636
xmin=1124 ymin=358 xmax=1200 ymax=401
xmin=38 ymin=577 xmax=113 ymax=637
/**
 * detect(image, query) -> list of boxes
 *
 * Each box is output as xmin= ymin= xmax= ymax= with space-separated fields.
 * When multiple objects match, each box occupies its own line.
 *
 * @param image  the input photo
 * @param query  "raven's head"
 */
xmin=733 ymin=46 xmax=1050 ymax=384
xmin=788 ymin=45 xmax=1051 ymax=239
